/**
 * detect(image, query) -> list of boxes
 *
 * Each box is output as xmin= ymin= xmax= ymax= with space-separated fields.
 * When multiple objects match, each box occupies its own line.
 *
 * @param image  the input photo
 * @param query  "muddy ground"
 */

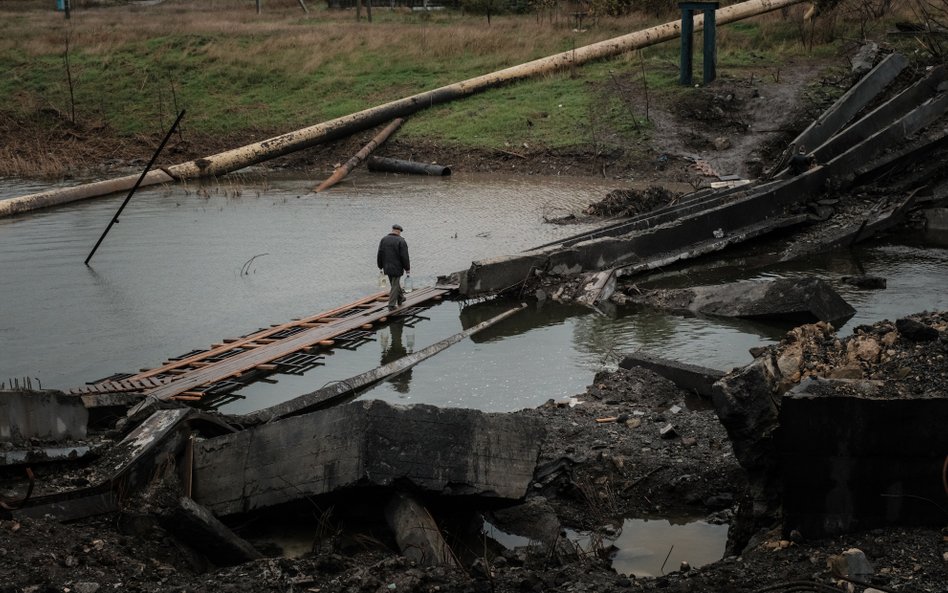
xmin=3 ymin=50 xmax=947 ymax=593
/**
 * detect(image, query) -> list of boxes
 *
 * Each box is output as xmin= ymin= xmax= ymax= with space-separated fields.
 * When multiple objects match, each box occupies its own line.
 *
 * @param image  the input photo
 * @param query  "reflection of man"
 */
xmin=381 ymin=322 xmax=412 ymax=393
xmin=377 ymin=224 xmax=411 ymax=311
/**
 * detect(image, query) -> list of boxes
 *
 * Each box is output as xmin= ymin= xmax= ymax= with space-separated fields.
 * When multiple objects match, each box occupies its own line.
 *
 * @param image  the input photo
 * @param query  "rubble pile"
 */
xmin=763 ymin=311 xmax=948 ymax=397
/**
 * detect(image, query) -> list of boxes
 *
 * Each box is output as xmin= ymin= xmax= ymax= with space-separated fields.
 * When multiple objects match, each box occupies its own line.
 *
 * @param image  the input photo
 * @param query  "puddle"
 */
xmin=570 ymin=518 xmax=729 ymax=578
xmin=481 ymin=519 xmax=533 ymax=550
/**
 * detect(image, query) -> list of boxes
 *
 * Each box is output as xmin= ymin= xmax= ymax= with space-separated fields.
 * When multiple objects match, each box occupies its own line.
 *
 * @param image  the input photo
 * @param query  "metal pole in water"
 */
xmin=84 ymin=110 xmax=185 ymax=266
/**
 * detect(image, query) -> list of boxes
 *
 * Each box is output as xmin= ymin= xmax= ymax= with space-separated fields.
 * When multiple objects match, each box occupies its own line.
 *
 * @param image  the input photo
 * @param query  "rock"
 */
xmin=712 ymin=354 xmax=782 ymax=519
xmin=749 ymin=346 xmax=769 ymax=358
xmin=827 ymin=364 xmax=864 ymax=380
xmin=73 ymin=584 xmax=100 ymax=593
xmin=713 ymin=137 xmax=731 ymax=150
xmin=896 ymin=317 xmax=939 ymax=342
xmin=704 ymin=492 xmax=734 ymax=509
xmin=846 ymin=335 xmax=882 ymax=364
xmin=828 ymin=548 xmax=874 ymax=578
xmin=851 ymin=42 xmax=879 ymax=77
xmin=681 ymin=436 xmax=697 ymax=447
xmin=659 ymin=424 xmax=678 ymax=439
xmin=630 ymin=277 xmax=856 ymax=325
xmin=841 ymin=275 xmax=886 ymax=289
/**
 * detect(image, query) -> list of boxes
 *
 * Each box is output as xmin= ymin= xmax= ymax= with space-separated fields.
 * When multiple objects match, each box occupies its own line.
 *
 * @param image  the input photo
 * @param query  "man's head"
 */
xmin=392 ymin=224 xmax=403 ymax=234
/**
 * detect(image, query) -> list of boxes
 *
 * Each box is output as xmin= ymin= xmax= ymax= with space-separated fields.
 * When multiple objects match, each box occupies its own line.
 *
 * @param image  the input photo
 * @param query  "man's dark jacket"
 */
xmin=377 ymin=233 xmax=410 ymax=277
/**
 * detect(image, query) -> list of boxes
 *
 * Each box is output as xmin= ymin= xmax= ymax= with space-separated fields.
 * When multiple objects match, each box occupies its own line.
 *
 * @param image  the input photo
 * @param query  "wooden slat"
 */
xmin=143 ymin=287 xmax=451 ymax=402
xmin=111 ymin=291 xmax=390 ymax=382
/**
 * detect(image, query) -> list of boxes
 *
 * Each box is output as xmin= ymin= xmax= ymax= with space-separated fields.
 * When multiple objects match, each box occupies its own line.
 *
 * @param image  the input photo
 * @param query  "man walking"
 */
xmin=377 ymin=224 xmax=410 ymax=311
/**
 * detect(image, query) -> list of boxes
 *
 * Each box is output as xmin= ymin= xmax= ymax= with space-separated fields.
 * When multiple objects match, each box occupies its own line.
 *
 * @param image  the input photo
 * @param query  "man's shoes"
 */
xmin=387 ymin=306 xmax=396 ymax=311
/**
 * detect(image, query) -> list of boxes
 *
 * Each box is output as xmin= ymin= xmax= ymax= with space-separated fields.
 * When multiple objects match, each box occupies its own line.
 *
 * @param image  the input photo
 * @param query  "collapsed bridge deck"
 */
xmin=70 ymin=285 xmax=456 ymax=407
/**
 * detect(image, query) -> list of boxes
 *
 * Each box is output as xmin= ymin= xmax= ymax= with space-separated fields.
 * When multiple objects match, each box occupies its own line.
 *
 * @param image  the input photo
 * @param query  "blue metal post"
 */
xmin=679 ymin=7 xmax=694 ymax=86
xmin=679 ymin=2 xmax=719 ymax=86
xmin=703 ymin=5 xmax=717 ymax=84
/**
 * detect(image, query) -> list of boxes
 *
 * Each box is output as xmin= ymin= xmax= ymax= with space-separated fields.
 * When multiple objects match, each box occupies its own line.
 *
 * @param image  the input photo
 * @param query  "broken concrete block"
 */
xmin=385 ymin=492 xmax=460 ymax=568
xmin=619 ymin=352 xmax=724 ymax=398
xmin=659 ymin=424 xmax=677 ymax=439
xmin=13 ymin=409 xmax=197 ymax=522
xmin=828 ymin=548 xmax=874 ymax=579
xmin=841 ymin=275 xmax=886 ymax=289
xmin=0 ymin=390 xmax=88 ymax=444
xmin=711 ymin=354 xmax=783 ymax=519
xmin=630 ymin=277 xmax=856 ymax=326
xmin=163 ymin=497 xmax=263 ymax=566
xmin=851 ymin=42 xmax=879 ymax=77
xmin=465 ymin=251 xmax=550 ymax=296
xmin=923 ymin=207 xmax=948 ymax=243
xmin=896 ymin=317 xmax=939 ymax=342
xmin=780 ymin=388 xmax=948 ymax=537
xmin=193 ymin=400 xmax=545 ymax=516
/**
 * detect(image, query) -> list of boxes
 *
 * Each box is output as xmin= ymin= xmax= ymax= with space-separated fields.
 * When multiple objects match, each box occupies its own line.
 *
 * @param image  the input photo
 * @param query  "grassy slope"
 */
xmin=0 ymin=0 xmax=914 ymax=176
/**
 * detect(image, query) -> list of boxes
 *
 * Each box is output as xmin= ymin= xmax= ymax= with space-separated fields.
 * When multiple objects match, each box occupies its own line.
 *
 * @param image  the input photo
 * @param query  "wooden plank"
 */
xmin=105 ymin=291 xmax=389 ymax=382
xmin=144 ymin=287 xmax=452 ymax=402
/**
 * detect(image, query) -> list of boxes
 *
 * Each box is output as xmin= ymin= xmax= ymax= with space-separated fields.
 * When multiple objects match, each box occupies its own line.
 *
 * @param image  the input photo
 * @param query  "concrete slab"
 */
xmin=0 ymin=390 xmax=88 ymax=444
xmin=619 ymin=351 xmax=725 ymax=398
xmin=630 ymin=277 xmax=856 ymax=326
xmin=163 ymin=497 xmax=263 ymax=566
xmin=192 ymin=400 xmax=545 ymax=516
xmin=924 ymin=207 xmax=948 ymax=241
xmin=780 ymin=379 xmax=948 ymax=537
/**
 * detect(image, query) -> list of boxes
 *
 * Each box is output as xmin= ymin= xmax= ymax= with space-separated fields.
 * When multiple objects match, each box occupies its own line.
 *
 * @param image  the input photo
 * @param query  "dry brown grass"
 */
xmin=0 ymin=1 xmax=671 ymax=68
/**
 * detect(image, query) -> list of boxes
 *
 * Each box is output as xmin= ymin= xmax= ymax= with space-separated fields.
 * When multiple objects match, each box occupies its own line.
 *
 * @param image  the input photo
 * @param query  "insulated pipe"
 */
xmin=367 ymin=156 xmax=451 ymax=176
xmin=0 ymin=0 xmax=804 ymax=218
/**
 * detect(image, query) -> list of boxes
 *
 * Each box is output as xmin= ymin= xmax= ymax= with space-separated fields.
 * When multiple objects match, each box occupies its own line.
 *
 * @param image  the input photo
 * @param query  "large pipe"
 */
xmin=367 ymin=156 xmax=451 ymax=176
xmin=0 ymin=0 xmax=804 ymax=218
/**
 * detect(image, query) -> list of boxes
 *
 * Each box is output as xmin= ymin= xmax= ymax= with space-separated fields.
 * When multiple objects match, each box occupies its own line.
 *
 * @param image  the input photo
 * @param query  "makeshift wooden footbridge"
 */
xmin=70 ymin=285 xmax=455 ymax=408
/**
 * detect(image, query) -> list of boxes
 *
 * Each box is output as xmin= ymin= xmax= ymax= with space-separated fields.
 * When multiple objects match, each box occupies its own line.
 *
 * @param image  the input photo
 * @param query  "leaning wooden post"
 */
xmin=314 ymin=118 xmax=404 ymax=192
xmin=84 ymin=110 xmax=185 ymax=266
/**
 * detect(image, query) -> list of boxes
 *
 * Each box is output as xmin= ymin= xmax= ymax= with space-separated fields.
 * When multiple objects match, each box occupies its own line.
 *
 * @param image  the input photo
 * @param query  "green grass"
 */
xmin=0 ymin=0 xmax=922 ymax=167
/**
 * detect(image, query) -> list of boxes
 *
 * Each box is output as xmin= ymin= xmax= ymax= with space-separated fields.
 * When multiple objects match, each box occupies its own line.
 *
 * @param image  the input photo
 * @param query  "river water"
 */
xmin=1 ymin=173 xmax=947 ymax=414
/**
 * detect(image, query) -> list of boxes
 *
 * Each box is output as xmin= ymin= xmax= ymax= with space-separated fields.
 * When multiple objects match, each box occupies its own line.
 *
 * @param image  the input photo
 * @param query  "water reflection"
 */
xmin=379 ymin=321 xmax=414 ymax=394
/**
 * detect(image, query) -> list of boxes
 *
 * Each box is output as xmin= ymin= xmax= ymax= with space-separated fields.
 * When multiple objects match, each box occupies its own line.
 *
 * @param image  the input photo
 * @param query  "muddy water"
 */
xmin=0 ymin=172 xmax=603 ymax=392
xmin=2 ymin=174 xmax=948 ymax=415
xmin=569 ymin=518 xmax=729 ymax=577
